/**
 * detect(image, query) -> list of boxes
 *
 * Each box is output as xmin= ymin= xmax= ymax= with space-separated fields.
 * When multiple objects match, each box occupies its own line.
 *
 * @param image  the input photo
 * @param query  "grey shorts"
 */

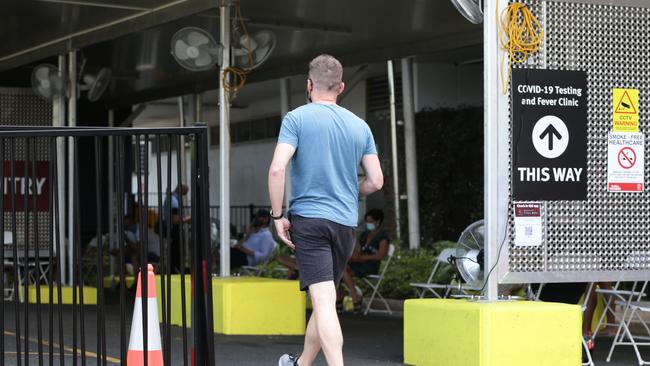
xmin=289 ymin=214 xmax=356 ymax=291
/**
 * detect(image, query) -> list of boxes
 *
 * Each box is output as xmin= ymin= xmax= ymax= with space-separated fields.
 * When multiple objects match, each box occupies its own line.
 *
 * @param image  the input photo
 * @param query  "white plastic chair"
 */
xmin=363 ymin=243 xmax=396 ymax=315
xmin=606 ymin=281 xmax=650 ymax=365
xmin=410 ymin=248 xmax=456 ymax=298
xmin=592 ymin=281 xmax=648 ymax=338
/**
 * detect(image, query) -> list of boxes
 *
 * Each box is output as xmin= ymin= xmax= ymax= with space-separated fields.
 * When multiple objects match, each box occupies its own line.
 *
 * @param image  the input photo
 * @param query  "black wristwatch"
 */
xmin=270 ymin=209 xmax=284 ymax=220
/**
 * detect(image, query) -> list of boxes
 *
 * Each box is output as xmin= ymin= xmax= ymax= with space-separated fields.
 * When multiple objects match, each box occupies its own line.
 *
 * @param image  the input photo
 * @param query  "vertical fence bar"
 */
xmin=23 ymin=138 xmax=30 ymax=366
xmin=176 ymin=134 xmax=188 ymax=366
xmin=73 ymin=138 xmax=86 ymax=366
xmin=134 ymin=135 xmax=148 ymax=366
xmin=190 ymin=133 xmax=203 ymax=366
xmin=165 ymin=135 xmax=173 ymax=364
xmin=198 ymin=129 xmax=215 ymax=365
xmin=155 ymin=135 xmax=168 ymax=365
xmin=0 ymin=138 xmax=4 ymax=366
xmin=71 ymin=139 xmax=78 ymax=366
xmin=116 ymin=136 xmax=127 ymax=366
xmin=142 ymin=135 xmax=150 ymax=366
xmin=47 ymin=137 xmax=54 ymax=366
xmin=31 ymin=139 xmax=44 ymax=365
xmin=51 ymin=136 xmax=66 ymax=366
xmin=94 ymin=136 xmax=107 ymax=366
xmin=10 ymin=138 xmax=22 ymax=366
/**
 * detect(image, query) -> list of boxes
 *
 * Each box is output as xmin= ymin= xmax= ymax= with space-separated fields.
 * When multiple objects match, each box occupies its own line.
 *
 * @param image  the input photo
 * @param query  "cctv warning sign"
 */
xmin=511 ymin=68 xmax=588 ymax=201
xmin=613 ymin=88 xmax=639 ymax=132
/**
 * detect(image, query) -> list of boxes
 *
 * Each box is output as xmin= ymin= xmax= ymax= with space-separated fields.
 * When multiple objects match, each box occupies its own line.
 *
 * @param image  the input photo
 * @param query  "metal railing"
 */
xmin=0 ymin=125 xmax=214 ymax=365
xmin=145 ymin=204 xmax=274 ymax=238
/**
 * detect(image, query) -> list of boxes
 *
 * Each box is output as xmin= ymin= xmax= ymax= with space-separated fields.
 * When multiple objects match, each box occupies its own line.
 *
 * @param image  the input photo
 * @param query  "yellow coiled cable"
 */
xmin=499 ymin=2 xmax=544 ymax=92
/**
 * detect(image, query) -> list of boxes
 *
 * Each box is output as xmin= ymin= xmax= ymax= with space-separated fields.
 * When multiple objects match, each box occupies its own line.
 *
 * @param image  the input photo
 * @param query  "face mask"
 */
xmin=366 ymin=223 xmax=376 ymax=231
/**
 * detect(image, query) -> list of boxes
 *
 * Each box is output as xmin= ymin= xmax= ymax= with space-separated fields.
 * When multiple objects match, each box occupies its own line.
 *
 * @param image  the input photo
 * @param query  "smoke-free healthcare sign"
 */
xmin=511 ymin=68 xmax=588 ymax=201
xmin=607 ymin=132 xmax=644 ymax=192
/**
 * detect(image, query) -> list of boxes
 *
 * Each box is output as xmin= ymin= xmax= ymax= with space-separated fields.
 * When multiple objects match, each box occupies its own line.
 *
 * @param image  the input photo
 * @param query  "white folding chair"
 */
xmin=410 ymin=248 xmax=456 ymax=298
xmin=606 ymin=281 xmax=650 ymax=365
xmin=582 ymin=283 xmax=596 ymax=366
xmin=363 ymin=243 xmax=395 ymax=315
xmin=592 ymin=281 xmax=648 ymax=338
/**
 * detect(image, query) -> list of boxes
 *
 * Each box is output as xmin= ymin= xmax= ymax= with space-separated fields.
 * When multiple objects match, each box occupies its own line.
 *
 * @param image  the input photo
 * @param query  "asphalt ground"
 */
xmin=1 ymin=300 xmax=648 ymax=365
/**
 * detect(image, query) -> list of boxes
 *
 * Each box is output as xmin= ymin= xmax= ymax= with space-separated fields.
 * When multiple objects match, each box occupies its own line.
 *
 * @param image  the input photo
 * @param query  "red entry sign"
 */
xmin=3 ymin=161 xmax=49 ymax=212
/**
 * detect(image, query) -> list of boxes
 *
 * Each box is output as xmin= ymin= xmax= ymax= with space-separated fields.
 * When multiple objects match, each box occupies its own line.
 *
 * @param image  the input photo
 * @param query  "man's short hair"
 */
xmin=308 ymin=54 xmax=343 ymax=92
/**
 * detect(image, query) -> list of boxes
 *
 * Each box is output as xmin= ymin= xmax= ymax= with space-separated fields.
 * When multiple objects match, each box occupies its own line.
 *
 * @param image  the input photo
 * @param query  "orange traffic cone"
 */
xmin=127 ymin=264 xmax=163 ymax=365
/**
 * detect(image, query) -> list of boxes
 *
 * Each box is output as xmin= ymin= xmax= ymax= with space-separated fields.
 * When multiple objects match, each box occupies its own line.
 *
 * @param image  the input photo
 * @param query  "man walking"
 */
xmin=269 ymin=54 xmax=383 ymax=366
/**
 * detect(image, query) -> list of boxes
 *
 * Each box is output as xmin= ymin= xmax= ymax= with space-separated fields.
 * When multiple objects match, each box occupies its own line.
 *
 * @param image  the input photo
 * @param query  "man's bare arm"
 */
xmin=359 ymin=154 xmax=384 ymax=197
xmin=268 ymin=143 xmax=297 ymax=248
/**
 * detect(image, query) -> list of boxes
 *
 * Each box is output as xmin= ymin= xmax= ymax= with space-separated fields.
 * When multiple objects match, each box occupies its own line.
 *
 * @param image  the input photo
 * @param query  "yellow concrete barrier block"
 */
xmin=213 ymin=277 xmax=306 ymax=335
xmin=103 ymin=275 xmax=135 ymax=289
xmin=27 ymin=285 xmax=97 ymax=305
xmin=404 ymin=299 xmax=581 ymax=366
xmin=155 ymin=275 xmax=306 ymax=335
xmin=155 ymin=274 xmax=192 ymax=327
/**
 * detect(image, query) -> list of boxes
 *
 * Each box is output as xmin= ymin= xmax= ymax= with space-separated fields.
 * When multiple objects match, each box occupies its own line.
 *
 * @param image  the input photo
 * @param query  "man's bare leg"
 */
xmin=297 ymin=313 xmax=321 ymax=366
xmin=308 ymin=281 xmax=344 ymax=366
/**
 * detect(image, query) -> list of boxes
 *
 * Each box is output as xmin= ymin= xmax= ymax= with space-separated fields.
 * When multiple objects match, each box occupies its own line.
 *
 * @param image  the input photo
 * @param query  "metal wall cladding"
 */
xmin=0 ymin=88 xmax=52 ymax=255
xmin=506 ymin=1 xmax=650 ymax=281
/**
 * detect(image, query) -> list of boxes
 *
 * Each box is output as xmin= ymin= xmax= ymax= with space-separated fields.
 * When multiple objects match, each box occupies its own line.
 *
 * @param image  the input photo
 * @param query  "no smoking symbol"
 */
xmin=618 ymin=147 xmax=637 ymax=169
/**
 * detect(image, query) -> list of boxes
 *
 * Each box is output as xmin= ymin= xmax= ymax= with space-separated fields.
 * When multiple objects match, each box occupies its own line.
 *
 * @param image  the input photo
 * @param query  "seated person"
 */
xmin=111 ymin=215 xmax=160 ymax=279
xmin=339 ymin=209 xmax=389 ymax=313
xmin=230 ymin=210 xmax=275 ymax=269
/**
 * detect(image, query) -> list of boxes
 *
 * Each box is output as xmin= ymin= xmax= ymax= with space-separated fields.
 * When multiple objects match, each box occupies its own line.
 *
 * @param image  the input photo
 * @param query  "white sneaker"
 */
xmin=278 ymin=354 xmax=299 ymax=366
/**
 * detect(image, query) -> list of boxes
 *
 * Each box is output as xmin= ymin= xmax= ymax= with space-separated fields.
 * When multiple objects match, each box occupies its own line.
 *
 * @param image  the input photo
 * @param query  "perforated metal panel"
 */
xmin=0 ymin=88 xmax=52 ymax=256
xmin=500 ymin=1 xmax=650 ymax=283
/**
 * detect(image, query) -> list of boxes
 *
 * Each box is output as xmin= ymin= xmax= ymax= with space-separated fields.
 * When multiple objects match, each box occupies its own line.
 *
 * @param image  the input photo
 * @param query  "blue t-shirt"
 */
xmin=278 ymin=103 xmax=377 ymax=227
xmin=162 ymin=193 xmax=180 ymax=225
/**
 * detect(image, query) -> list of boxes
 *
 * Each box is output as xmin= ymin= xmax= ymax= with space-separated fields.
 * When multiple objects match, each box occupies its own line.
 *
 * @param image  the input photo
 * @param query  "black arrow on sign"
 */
xmin=539 ymin=124 xmax=562 ymax=151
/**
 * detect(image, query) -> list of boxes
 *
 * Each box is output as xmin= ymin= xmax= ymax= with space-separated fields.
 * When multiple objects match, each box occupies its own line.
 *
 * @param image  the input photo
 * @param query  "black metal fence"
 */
xmin=0 ymin=126 xmax=214 ymax=365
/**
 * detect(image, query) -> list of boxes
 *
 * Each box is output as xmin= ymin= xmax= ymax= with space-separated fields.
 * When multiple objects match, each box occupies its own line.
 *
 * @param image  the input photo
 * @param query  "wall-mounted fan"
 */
xmin=171 ymin=27 xmax=222 ymax=71
xmin=80 ymin=67 xmax=112 ymax=102
xmin=452 ymin=219 xmax=485 ymax=290
xmin=31 ymin=64 xmax=66 ymax=100
xmin=450 ymin=0 xmax=483 ymax=24
xmin=232 ymin=30 xmax=276 ymax=70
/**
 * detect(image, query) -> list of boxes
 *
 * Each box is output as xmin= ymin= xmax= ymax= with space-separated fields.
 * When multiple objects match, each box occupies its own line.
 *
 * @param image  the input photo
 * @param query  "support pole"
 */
xmin=387 ymin=60 xmax=401 ymax=243
xmin=54 ymin=54 xmax=67 ymax=283
xmin=279 ymin=78 xmax=291 ymax=209
xmin=67 ymin=50 xmax=77 ymax=285
xmin=483 ymin=0 xmax=505 ymax=301
xmin=401 ymin=57 xmax=420 ymax=250
xmin=219 ymin=2 xmax=232 ymax=277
